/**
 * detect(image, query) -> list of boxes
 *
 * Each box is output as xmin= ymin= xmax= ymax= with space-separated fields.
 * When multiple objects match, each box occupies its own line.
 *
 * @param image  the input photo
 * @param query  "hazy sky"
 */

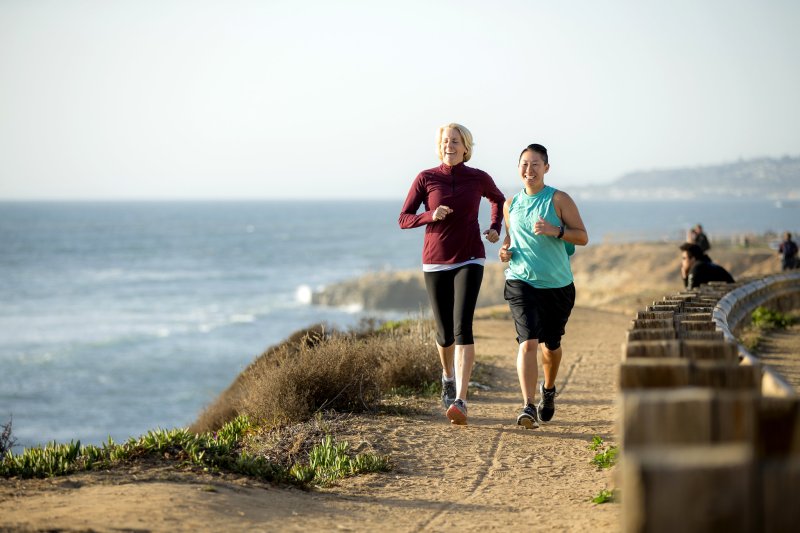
xmin=1 ymin=0 xmax=798 ymax=200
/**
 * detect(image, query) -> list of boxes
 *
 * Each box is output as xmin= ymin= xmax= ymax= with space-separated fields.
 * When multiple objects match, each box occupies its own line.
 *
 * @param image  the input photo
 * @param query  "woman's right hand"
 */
xmin=432 ymin=205 xmax=453 ymax=221
xmin=499 ymin=242 xmax=513 ymax=262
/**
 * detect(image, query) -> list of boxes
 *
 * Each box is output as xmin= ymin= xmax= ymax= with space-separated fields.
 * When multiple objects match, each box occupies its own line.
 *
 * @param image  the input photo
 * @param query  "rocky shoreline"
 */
xmin=311 ymin=241 xmax=781 ymax=316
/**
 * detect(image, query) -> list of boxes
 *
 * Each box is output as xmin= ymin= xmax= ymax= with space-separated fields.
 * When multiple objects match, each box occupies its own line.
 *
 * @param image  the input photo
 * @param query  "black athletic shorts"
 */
xmin=503 ymin=280 xmax=575 ymax=350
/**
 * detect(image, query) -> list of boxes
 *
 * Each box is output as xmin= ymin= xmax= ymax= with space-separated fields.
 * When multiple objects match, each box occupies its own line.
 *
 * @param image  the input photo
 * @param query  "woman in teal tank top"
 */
xmin=498 ymin=143 xmax=588 ymax=429
xmin=504 ymin=184 xmax=574 ymax=288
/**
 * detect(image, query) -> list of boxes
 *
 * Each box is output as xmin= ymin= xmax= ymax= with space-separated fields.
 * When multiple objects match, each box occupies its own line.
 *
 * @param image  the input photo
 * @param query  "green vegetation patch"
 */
xmin=1 ymin=415 xmax=388 ymax=486
xmin=738 ymin=307 xmax=796 ymax=352
xmin=290 ymin=435 xmax=389 ymax=486
xmin=589 ymin=436 xmax=618 ymax=469
xmin=588 ymin=436 xmax=619 ymax=504
xmin=591 ymin=488 xmax=617 ymax=504
xmin=750 ymin=307 xmax=794 ymax=329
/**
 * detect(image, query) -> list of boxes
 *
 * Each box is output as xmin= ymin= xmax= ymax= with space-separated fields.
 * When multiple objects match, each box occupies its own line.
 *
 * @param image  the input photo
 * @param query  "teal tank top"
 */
xmin=504 ymin=185 xmax=574 ymax=289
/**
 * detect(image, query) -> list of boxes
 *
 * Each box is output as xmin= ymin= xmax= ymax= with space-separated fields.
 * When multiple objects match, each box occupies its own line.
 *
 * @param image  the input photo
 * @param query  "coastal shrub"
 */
xmin=191 ymin=324 xmax=335 ymax=434
xmin=193 ymin=318 xmax=439 ymax=433
xmin=375 ymin=319 xmax=440 ymax=393
xmin=240 ymin=334 xmax=384 ymax=425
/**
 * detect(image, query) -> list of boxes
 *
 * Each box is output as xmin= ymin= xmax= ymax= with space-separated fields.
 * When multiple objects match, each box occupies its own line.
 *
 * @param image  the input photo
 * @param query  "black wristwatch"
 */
xmin=556 ymin=225 xmax=564 ymax=239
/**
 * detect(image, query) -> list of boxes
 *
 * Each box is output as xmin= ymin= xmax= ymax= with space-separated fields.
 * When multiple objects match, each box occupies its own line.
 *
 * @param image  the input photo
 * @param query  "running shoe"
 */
xmin=441 ymin=378 xmax=456 ymax=409
xmin=447 ymin=399 xmax=468 ymax=425
xmin=516 ymin=403 xmax=539 ymax=429
xmin=537 ymin=383 xmax=557 ymax=422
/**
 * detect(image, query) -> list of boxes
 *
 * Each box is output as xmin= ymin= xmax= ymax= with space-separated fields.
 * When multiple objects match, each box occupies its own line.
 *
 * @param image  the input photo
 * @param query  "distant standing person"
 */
xmin=778 ymin=232 xmax=798 ymax=270
xmin=498 ymin=143 xmax=588 ymax=429
xmin=398 ymin=123 xmax=505 ymax=426
xmin=679 ymin=242 xmax=734 ymax=288
xmin=689 ymin=224 xmax=711 ymax=252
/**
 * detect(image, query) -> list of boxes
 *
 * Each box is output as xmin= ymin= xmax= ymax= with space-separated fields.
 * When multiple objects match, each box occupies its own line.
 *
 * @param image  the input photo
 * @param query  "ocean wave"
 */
xmin=3 ymin=350 xmax=55 ymax=366
xmin=4 ymin=306 xmax=279 ymax=361
xmin=229 ymin=314 xmax=255 ymax=323
xmin=83 ymin=268 xmax=226 ymax=283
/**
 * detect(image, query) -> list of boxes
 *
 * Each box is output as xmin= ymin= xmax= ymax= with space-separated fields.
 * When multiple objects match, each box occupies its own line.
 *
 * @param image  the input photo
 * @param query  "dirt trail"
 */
xmin=0 ymin=306 xmax=630 ymax=532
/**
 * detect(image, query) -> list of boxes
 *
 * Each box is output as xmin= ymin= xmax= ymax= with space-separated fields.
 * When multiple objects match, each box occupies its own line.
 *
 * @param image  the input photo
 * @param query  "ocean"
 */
xmin=1 ymin=199 xmax=797 ymax=451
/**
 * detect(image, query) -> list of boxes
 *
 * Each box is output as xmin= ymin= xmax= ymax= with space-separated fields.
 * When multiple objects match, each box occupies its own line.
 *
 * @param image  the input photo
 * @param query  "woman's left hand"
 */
xmin=483 ymin=229 xmax=500 ymax=243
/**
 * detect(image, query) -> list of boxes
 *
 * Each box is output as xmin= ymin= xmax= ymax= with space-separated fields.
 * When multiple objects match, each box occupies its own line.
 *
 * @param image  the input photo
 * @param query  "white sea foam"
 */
xmin=340 ymin=303 xmax=364 ymax=313
xmin=295 ymin=284 xmax=313 ymax=304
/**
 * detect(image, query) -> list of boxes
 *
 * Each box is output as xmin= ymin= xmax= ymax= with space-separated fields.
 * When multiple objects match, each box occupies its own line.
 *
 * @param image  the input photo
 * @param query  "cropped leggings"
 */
xmin=423 ymin=263 xmax=484 ymax=347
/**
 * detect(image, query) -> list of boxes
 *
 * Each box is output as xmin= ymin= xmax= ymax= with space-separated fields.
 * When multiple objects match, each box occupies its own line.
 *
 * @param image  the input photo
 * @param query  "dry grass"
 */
xmin=191 ymin=318 xmax=440 ymax=434
xmin=246 ymin=412 xmax=365 ymax=470
xmin=1 ymin=417 xmax=16 ymax=456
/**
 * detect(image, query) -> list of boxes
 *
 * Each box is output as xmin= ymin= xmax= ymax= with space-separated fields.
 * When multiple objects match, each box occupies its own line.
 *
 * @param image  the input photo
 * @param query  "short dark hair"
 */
xmin=680 ymin=242 xmax=704 ymax=259
xmin=519 ymin=143 xmax=548 ymax=165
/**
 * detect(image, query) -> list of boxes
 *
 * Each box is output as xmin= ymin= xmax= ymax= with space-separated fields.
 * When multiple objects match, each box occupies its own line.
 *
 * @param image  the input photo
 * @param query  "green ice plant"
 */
xmin=0 ymin=415 xmax=276 ymax=480
xmin=1 ymin=415 xmax=389 ymax=486
xmin=0 ymin=440 xmax=82 ymax=478
xmin=291 ymin=435 xmax=390 ymax=486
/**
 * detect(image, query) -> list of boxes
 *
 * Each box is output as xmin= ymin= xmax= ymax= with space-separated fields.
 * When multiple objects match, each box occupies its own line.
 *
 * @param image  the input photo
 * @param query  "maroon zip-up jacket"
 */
xmin=399 ymin=162 xmax=505 ymax=265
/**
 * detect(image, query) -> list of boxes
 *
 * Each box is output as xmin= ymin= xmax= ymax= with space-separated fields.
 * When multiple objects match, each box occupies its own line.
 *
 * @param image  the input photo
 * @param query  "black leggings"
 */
xmin=423 ymin=263 xmax=484 ymax=347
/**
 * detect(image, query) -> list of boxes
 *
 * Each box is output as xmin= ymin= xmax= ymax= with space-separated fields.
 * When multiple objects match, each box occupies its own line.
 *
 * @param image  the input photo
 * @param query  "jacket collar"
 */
xmin=439 ymin=162 xmax=466 ymax=175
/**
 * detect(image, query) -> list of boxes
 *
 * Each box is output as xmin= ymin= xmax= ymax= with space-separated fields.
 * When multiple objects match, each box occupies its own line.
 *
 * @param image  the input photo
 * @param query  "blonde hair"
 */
xmin=437 ymin=123 xmax=473 ymax=162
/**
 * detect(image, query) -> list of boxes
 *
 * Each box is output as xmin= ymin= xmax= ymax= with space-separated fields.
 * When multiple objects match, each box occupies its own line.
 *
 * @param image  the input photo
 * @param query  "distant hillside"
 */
xmin=572 ymin=155 xmax=800 ymax=200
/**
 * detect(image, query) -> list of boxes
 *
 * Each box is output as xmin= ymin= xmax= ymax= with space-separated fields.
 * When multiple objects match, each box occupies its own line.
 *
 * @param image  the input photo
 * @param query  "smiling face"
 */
xmin=440 ymin=128 xmax=467 ymax=166
xmin=518 ymin=149 xmax=549 ymax=193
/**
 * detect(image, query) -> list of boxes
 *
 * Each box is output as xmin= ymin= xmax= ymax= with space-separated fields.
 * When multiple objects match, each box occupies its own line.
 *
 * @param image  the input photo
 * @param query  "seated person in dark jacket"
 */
xmin=679 ymin=242 xmax=735 ymax=289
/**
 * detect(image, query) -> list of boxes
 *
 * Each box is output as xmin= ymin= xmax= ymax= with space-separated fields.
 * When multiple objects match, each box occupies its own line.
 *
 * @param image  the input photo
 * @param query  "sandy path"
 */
xmin=751 ymin=319 xmax=800 ymax=393
xmin=0 ymin=306 xmax=630 ymax=532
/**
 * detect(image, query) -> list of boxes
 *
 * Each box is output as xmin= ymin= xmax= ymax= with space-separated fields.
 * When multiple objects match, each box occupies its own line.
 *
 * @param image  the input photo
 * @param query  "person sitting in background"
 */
xmin=688 ymin=224 xmax=710 ymax=252
xmin=679 ymin=242 xmax=734 ymax=289
xmin=778 ymin=232 xmax=798 ymax=270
